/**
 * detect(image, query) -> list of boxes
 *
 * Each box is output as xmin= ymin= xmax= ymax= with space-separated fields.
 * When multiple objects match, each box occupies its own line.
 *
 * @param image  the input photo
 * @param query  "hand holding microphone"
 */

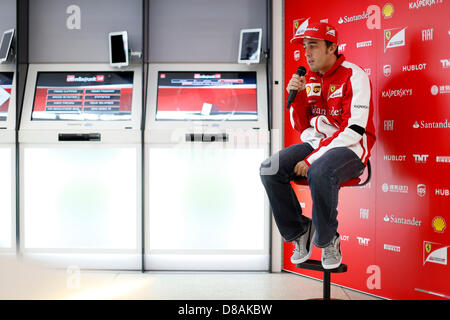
xmin=286 ymin=66 xmax=306 ymax=109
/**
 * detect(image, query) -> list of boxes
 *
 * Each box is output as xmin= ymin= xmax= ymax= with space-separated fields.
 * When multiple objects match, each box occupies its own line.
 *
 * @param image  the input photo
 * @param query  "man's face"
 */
xmin=302 ymin=38 xmax=336 ymax=73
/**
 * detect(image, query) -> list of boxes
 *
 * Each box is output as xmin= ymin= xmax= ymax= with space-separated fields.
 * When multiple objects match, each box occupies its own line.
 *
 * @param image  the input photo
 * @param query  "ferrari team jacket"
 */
xmin=289 ymin=54 xmax=376 ymax=166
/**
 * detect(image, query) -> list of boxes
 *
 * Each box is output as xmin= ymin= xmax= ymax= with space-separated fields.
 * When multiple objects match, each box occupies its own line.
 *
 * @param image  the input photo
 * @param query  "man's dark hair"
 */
xmin=325 ymin=40 xmax=339 ymax=57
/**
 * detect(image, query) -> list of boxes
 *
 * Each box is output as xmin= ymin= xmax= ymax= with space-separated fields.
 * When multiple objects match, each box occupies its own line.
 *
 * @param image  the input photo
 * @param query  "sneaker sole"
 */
xmin=291 ymin=230 xmax=316 ymax=264
xmin=321 ymin=256 xmax=342 ymax=270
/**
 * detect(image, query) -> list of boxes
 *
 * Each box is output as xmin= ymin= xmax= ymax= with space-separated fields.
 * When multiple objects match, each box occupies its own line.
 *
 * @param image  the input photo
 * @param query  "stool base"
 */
xmin=296 ymin=259 xmax=348 ymax=300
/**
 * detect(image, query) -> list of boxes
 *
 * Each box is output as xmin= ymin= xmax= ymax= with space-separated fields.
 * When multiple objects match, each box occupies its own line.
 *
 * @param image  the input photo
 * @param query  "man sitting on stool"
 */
xmin=260 ymin=22 xmax=375 ymax=269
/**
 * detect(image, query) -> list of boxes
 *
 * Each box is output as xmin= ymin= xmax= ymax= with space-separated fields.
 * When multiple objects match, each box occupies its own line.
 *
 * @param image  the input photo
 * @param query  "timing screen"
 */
xmin=156 ymin=71 xmax=257 ymax=121
xmin=31 ymin=71 xmax=133 ymax=121
xmin=0 ymin=72 xmax=13 ymax=121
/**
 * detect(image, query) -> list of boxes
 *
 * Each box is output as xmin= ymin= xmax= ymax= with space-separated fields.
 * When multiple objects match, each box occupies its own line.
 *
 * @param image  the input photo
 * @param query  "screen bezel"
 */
xmin=31 ymin=71 xmax=134 ymax=122
xmin=109 ymin=31 xmax=129 ymax=68
xmin=0 ymin=29 xmax=14 ymax=63
xmin=20 ymin=63 xmax=141 ymax=131
xmin=146 ymin=63 xmax=268 ymax=133
xmin=238 ymin=28 xmax=262 ymax=64
xmin=155 ymin=70 xmax=258 ymax=122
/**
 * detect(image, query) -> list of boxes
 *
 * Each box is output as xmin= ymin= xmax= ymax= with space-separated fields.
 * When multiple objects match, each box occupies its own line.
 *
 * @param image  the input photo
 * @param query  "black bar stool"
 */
xmin=292 ymin=160 xmax=372 ymax=300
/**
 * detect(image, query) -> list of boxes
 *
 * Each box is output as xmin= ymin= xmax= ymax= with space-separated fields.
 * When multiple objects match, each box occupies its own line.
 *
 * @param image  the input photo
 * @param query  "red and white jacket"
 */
xmin=289 ymin=54 xmax=375 ymax=166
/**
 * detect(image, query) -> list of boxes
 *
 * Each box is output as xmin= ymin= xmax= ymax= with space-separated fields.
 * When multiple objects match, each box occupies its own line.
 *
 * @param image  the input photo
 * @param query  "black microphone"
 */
xmin=286 ymin=66 xmax=307 ymax=109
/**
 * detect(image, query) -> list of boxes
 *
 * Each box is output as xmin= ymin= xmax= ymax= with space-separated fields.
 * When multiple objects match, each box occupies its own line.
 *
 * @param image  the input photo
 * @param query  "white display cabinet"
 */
xmin=19 ymin=63 xmax=142 ymax=269
xmin=144 ymin=63 xmax=270 ymax=270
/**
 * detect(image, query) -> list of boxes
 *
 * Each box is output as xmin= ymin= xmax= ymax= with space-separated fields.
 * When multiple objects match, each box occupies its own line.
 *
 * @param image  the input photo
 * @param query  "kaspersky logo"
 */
xmin=410 ymin=0 xmax=443 ymax=10
xmin=381 ymin=88 xmax=412 ymax=98
xmin=384 ymin=27 xmax=407 ymax=52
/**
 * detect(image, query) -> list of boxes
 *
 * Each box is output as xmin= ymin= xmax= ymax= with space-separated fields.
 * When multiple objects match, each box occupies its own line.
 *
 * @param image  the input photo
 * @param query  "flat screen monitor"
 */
xmin=0 ymin=29 xmax=14 ymax=63
xmin=238 ymin=28 xmax=262 ymax=64
xmin=109 ymin=31 xmax=129 ymax=67
xmin=155 ymin=71 xmax=257 ymax=121
xmin=31 ymin=71 xmax=134 ymax=121
xmin=0 ymin=72 xmax=13 ymax=121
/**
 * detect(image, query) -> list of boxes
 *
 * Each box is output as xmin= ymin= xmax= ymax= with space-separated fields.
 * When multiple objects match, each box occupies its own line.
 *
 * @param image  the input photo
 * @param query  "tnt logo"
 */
xmin=413 ymin=154 xmax=429 ymax=163
xmin=441 ymin=59 xmax=450 ymax=68
xmin=96 ymin=75 xmax=104 ymax=82
xmin=357 ymin=237 xmax=370 ymax=246
xmin=66 ymin=75 xmax=75 ymax=82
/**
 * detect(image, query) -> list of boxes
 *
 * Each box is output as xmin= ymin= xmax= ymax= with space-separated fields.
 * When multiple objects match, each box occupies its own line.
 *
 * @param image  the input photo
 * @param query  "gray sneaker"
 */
xmin=290 ymin=221 xmax=315 ymax=264
xmin=321 ymin=234 xmax=342 ymax=269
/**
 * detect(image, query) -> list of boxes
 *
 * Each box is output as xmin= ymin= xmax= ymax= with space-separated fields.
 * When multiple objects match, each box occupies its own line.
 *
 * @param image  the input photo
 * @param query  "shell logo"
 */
xmin=382 ymin=3 xmax=394 ymax=19
xmin=306 ymin=86 xmax=311 ymax=95
xmin=432 ymin=216 xmax=446 ymax=233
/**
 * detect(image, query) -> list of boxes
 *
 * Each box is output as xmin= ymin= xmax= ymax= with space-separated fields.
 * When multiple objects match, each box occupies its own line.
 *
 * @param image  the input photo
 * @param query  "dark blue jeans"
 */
xmin=260 ymin=143 xmax=364 ymax=248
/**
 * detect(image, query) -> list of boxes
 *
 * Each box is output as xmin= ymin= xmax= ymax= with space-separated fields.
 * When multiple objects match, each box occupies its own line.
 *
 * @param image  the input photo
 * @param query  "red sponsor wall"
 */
xmin=283 ymin=0 xmax=449 ymax=299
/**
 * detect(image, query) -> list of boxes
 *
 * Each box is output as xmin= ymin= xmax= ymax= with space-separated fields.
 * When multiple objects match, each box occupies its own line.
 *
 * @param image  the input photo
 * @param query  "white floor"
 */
xmin=0 ymin=256 xmax=381 ymax=300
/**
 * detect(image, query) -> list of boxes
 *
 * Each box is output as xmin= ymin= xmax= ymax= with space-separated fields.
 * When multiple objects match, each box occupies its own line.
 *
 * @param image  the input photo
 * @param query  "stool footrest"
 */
xmin=296 ymin=259 xmax=347 ymax=273
xmin=295 ymin=260 xmax=348 ymax=300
